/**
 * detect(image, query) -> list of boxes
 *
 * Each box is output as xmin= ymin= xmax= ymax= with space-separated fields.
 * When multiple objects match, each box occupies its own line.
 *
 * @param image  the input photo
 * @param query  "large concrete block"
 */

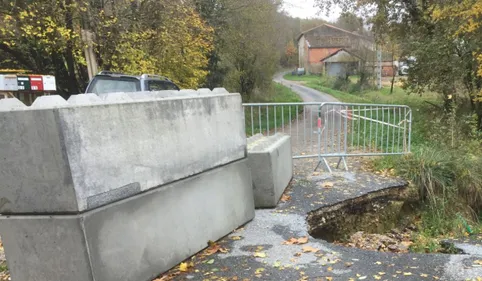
xmin=248 ymin=134 xmax=293 ymax=208
xmin=0 ymin=159 xmax=255 ymax=281
xmin=0 ymin=93 xmax=246 ymax=213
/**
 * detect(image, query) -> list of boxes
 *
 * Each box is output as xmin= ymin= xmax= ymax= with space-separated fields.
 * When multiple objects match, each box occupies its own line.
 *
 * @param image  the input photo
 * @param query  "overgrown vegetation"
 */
xmin=288 ymin=73 xmax=482 ymax=252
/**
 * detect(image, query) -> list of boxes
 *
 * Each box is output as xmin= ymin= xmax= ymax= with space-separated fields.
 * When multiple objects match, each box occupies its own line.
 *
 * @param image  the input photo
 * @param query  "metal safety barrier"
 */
xmin=242 ymin=102 xmax=412 ymax=172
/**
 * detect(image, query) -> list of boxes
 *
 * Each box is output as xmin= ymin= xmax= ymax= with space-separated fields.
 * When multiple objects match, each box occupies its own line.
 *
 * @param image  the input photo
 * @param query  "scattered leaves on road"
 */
xmin=283 ymin=237 xmax=309 ymax=245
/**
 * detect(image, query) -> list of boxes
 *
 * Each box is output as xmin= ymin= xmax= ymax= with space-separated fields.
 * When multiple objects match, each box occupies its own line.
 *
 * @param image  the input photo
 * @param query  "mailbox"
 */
xmin=42 ymin=75 xmax=56 ymax=91
xmin=0 ymin=75 xmax=18 ymax=91
xmin=29 ymin=75 xmax=44 ymax=91
xmin=17 ymin=75 xmax=31 ymax=91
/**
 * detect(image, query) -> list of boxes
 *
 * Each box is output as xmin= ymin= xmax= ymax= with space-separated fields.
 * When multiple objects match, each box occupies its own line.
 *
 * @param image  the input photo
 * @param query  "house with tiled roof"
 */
xmin=297 ymin=24 xmax=395 ymax=77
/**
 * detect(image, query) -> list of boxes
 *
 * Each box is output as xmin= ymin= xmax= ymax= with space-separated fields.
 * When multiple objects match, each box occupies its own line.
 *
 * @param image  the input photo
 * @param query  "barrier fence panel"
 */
xmin=242 ymin=102 xmax=412 ymax=172
xmin=243 ymin=102 xmax=322 ymax=159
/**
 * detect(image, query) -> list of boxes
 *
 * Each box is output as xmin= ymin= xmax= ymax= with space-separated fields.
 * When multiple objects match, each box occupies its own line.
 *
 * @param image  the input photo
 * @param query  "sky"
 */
xmin=283 ymin=0 xmax=341 ymax=22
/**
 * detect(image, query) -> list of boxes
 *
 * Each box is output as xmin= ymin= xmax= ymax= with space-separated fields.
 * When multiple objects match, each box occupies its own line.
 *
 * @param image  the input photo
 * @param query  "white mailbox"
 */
xmin=0 ymin=75 xmax=19 ymax=91
xmin=42 ymin=75 xmax=56 ymax=91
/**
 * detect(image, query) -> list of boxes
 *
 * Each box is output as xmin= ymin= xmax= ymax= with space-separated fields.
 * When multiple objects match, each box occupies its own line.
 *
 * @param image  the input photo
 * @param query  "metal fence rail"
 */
xmin=243 ymin=102 xmax=322 ymax=159
xmin=242 ymin=102 xmax=412 ymax=172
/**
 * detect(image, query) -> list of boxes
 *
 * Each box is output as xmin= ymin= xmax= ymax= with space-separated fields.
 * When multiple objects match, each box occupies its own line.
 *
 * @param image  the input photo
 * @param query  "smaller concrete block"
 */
xmin=68 ymin=94 xmax=103 ymax=106
xmin=198 ymin=88 xmax=212 ymax=95
xmin=247 ymin=133 xmax=293 ymax=208
xmin=213 ymin=88 xmax=229 ymax=94
xmin=31 ymin=95 xmax=68 ymax=109
xmin=99 ymin=92 xmax=134 ymax=103
xmin=0 ymin=98 xmax=26 ymax=111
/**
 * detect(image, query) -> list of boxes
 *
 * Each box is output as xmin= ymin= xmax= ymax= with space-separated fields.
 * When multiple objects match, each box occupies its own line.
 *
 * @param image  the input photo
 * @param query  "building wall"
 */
xmin=308 ymin=48 xmax=340 ymax=63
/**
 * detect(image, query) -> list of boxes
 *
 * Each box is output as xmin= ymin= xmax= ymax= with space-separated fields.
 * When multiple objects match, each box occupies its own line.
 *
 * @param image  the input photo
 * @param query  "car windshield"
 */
xmin=87 ymin=76 xmax=141 ymax=94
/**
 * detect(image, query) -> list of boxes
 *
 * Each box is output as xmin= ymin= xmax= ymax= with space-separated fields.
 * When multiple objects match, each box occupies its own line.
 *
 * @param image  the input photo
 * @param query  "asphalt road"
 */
xmin=273 ymin=72 xmax=339 ymax=103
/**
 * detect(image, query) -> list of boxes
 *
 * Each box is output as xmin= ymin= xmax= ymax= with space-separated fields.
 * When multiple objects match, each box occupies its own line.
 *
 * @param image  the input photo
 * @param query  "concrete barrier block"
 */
xmin=247 ymin=133 xmax=293 ymax=208
xmin=178 ymin=89 xmax=199 ymax=97
xmin=0 ymin=98 xmax=26 ymax=111
xmin=198 ymin=88 xmax=212 ymax=95
xmin=0 ymin=159 xmax=255 ymax=281
xmin=150 ymin=90 xmax=178 ymax=99
xmin=125 ymin=91 xmax=158 ymax=101
xmin=98 ymin=92 xmax=134 ymax=103
xmin=213 ymin=88 xmax=229 ymax=94
xmin=31 ymin=95 xmax=68 ymax=108
xmin=0 ymin=93 xmax=246 ymax=213
xmin=67 ymin=94 xmax=103 ymax=106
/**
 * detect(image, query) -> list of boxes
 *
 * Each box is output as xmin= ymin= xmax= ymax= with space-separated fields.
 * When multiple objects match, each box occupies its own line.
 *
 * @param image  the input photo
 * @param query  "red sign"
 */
xmin=29 ymin=75 xmax=43 ymax=91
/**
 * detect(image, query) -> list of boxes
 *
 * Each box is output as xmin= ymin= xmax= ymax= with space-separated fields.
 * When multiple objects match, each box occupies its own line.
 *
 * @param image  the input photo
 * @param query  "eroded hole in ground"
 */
xmin=307 ymin=185 xmax=462 ymax=254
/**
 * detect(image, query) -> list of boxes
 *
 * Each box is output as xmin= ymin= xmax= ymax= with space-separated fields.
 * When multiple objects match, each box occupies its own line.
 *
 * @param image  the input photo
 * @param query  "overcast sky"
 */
xmin=283 ymin=0 xmax=341 ymax=22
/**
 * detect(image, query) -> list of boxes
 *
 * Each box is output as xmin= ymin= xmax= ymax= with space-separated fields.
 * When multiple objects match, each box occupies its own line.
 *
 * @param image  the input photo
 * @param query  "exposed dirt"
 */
xmin=306 ymin=184 xmax=418 ymax=242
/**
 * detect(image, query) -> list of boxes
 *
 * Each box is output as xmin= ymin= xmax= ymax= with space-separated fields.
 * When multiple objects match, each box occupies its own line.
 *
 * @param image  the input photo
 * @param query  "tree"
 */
xmin=283 ymin=40 xmax=297 ymax=67
xmin=335 ymin=12 xmax=364 ymax=33
xmin=193 ymin=0 xmax=281 ymax=100
xmin=0 ymin=0 xmax=214 ymax=94
xmin=314 ymin=0 xmax=482 ymax=125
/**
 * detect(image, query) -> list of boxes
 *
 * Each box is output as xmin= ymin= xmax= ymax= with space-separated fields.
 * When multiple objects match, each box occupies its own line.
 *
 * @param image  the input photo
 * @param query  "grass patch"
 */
xmin=245 ymin=83 xmax=303 ymax=136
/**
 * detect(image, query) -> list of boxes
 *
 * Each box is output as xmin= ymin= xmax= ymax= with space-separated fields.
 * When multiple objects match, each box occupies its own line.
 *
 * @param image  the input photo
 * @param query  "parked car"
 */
xmin=291 ymin=68 xmax=306 ymax=76
xmin=85 ymin=71 xmax=180 ymax=95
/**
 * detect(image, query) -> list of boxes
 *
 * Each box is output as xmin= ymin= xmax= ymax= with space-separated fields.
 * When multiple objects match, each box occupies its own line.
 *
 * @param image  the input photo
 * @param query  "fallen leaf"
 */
xmin=403 ymin=272 xmax=412 ymax=276
xmin=475 ymin=260 xmax=482 ymax=265
xmin=179 ymin=262 xmax=189 ymax=272
xmin=205 ymin=244 xmax=229 ymax=256
xmin=254 ymin=252 xmax=267 ymax=258
xmin=255 ymin=268 xmax=265 ymax=275
xmin=326 ymin=277 xmax=333 ymax=281
xmin=273 ymin=261 xmax=281 ymax=268
xmin=374 ymin=275 xmax=381 ymax=280
xmin=283 ymin=237 xmax=309 ymax=245
xmin=420 ymin=273 xmax=428 ymax=278
xmin=322 ymin=182 xmax=334 ymax=188
xmin=358 ymin=276 xmax=367 ymax=280
xmin=281 ymin=194 xmax=291 ymax=202
xmin=206 ymin=259 xmax=215 ymax=264
xmin=302 ymin=246 xmax=319 ymax=253
xmin=375 ymin=261 xmax=382 ymax=265
xmin=231 ymin=236 xmax=242 ymax=241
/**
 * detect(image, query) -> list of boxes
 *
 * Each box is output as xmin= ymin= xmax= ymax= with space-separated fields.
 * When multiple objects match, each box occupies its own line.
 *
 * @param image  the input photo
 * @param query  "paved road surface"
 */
xmin=273 ymin=72 xmax=339 ymax=103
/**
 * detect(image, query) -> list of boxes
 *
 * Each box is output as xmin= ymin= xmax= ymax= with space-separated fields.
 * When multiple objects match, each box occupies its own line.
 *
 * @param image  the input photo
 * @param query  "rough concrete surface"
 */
xmin=159 ymin=168 xmax=482 ymax=281
xmin=248 ymin=134 xmax=293 ymax=208
xmin=0 ymin=92 xmax=246 ymax=213
xmin=0 ymin=159 xmax=254 ymax=281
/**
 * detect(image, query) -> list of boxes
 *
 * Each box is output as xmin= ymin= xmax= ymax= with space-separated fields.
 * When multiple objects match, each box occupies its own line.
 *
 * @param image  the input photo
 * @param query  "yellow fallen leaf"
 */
xmin=179 ymin=262 xmax=188 ymax=272
xmin=358 ymin=276 xmax=367 ymax=280
xmin=231 ymin=236 xmax=242 ymax=240
xmin=375 ymin=261 xmax=382 ymax=265
xmin=255 ymin=268 xmax=265 ymax=274
xmin=403 ymin=272 xmax=412 ymax=276
xmin=327 ymin=267 xmax=333 ymax=271
xmin=420 ymin=273 xmax=428 ymax=278
xmin=378 ymin=272 xmax=385 ymax=275
xmin=374 ymin=275 xmax=381 ymax=280
xmin=254 ymin=252 xmax=267 ymax=258
xmin=326 ymin=277 xmax=333 ymax=281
